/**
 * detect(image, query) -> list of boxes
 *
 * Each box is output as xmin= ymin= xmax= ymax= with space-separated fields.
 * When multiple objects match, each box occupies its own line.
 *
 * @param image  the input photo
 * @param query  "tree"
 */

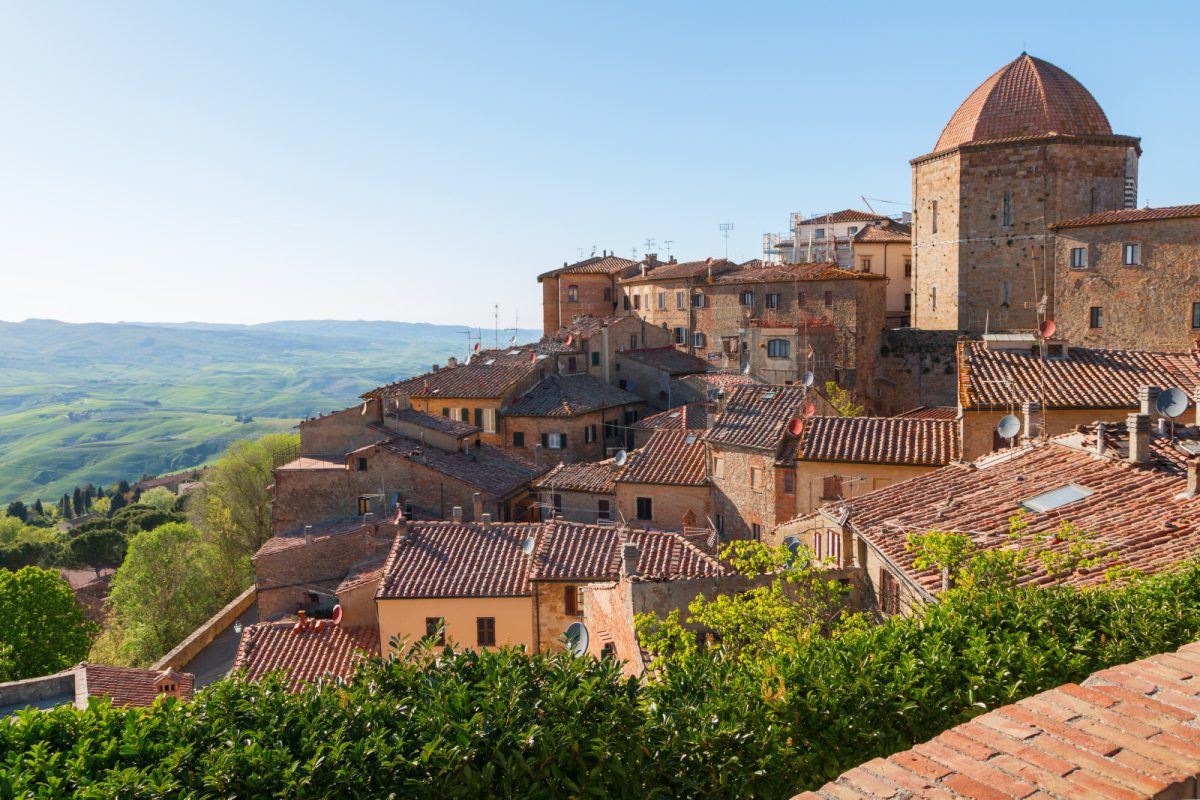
xmin=117 ymin=480 xmax=130 ymax=494
xmin=105 ymin=522 xmax=223 ymax=665
xmin=91 ymin=496 xmax=111 ymax=517
xmin=32 ymin=499 xmax=44 ymax=518
xmin=0 ymin=515 xmax=25 ymax=544
xmin=139 ymin=486 xmax=176 ymax=513
xmin=5 ymin=501 xmax=27 ymax=522
xmin=0 ymin=567 xmax=95 ymax=681
xmin=108 ymin=491 xmax=127 ymax=515
xmin=823 ymin=380 xmax=864 ymax=417
xmin=72 ymin=487 xmax=84 ymax=517
xmin=65 ymin=528 xmax=127 ymax=578
xmin=59 ymin=494 xmax=72 ymax=519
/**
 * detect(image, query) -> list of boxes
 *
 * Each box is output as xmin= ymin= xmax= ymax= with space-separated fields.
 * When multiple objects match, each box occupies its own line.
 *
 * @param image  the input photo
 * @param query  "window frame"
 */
xmin=1193 ymin=302 xmax=1200 ymax=330
xmin=1089 ymin=306 xmax=1103 ymax=329
xmin=766 ymin=339 xmax=790 ymax=359
xmin=823 ymin=291 xmax=833 ymax=307
xmin=597 ymin=499 xmax=611 ymax=521
xmin=860 ymin=257 xmax=872 ymax=272
xmin=476 ymin=617 xmax=496 ymax=647
xmin=1123 ymin=242 xmax=1141 ymax=266
xmin=765 ymin=292 xmax=780 ymax=309
xmin=739 ymin=291 xmax=754 ymax=307
xmin=1070 ymin=247 xmax=1087 ymax=269
xmin=564 ymin=584 xmax=581 ymax=616
xmin=692 ymin=331 xmax=706 ymax=348
xmin=513 ymin=431 xmax=525 ymax=448
xmin=567 ymin=284 xmax=579 ymax=302
xmin=635 ymin=496 xmax=653 ymax=521
xmin=821 ymin=475 xmax=843 ymax=501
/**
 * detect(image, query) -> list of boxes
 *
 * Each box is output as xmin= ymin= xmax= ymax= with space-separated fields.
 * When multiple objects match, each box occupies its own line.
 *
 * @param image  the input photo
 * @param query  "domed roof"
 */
xmin=934 ymin=54 xmax=1112 ymax=153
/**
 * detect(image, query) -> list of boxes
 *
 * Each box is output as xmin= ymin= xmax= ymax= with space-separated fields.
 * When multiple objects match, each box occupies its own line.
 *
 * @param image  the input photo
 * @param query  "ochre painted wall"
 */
xmin=376 ymin=596 xmax=534 ymax=656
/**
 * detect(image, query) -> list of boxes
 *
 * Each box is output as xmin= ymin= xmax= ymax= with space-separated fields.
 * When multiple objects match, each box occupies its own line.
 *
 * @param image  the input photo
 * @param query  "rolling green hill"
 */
xmin=0 ymin=319 xmax=540 ymax=503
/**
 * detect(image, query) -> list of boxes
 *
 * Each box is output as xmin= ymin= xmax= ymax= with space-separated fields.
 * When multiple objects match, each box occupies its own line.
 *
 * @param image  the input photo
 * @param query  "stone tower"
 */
xmin=911 ymin=54 xmax=1140 ymax=333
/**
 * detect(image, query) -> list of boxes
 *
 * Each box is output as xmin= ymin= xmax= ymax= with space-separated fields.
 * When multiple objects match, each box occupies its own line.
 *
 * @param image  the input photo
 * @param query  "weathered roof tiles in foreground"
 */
xmin=793 ymin=416 xmax=960 ymax=467
xmin=617 ymin=429 xmax=708 ymax=487
xmin=233 ymin=621 xmax=379 ymax=692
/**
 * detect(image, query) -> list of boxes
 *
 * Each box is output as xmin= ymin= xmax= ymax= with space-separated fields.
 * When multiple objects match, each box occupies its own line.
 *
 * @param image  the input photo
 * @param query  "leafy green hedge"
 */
xmin=2 ymin=565 xmax=1200 ymax=798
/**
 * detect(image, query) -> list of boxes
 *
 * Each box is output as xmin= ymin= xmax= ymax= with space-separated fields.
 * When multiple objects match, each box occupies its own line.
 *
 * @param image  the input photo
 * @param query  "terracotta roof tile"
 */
xmin=793 ymin=641 xmax=1200 ymax=800
xmin=705 ymin=384 xmax=810 ymax=452
xmin=959 ymin=340 xmax=1200 ymax=410
xmin=794 ymin=416 xmax=960 ymax=466
xmin=1052 ymin=204 xmax=1200 ymax=230
xmin=796 ymin=209 xmax=889 ymax=226
xmin=897 ymin=406 xmax=959 ymax=421
xmin=532 ymin=525 xmax=724 ymax=581
xmin=77 ymin=664 xmax=194 ymax=707
xmin=501 ymin=374 xmax=642 ymax=417
xmin=336 ymin=559 xmax=386 ymax=594
xmin=533 ymin=460 xmax=620 ymax=495
xmin=366 ymin=346 xmax=546 ymax=400
xmin=275 ymin=456 xmax=348 ymax=471
xmin=934 ymin=54 xmax=1113 ymax=153
xmin=255 ymin=519 xmax=376 ymax=559
xmin=709 ymin=262 xmax=885 ymax=284
xmin=233 ymin=622 xmax=379 ymax=691
xmin=387 ymin=407 xmax=480 ymax=437
xmin=852 ymin=220 xmax=912 ymax=243
xmin=678 ymin=372 xmax=764 ymax=392
xmin=372 ymin=435 xmax=547 ymax=497
xmin=620 ymin=258 xmax=739 ymax=284
xmin=632 ymin=403 xmax=709 ymax=431
xmin=617 ymin=429 xmax=707 ymax=487
xmin=619 ymin=347 xmax=712 ymax=376
xmin=537 ymin=254 xmax=638 ymax=281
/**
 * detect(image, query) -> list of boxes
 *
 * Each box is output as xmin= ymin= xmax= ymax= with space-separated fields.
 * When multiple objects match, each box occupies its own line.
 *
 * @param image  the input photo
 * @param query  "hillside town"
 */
xmin=7 ymin=51 xmax=1200 ymax=798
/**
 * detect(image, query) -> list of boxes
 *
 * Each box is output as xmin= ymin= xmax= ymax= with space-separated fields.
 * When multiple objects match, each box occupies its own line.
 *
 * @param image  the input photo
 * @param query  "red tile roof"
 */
xmin=897 ymin=406 xmax=959 ymax=421
xmin=618 ymin=347 xmax=713 ymax=376
xmin=852 ymin=220 xmax=912 ymax=243
xmin=959 ymin=340 xmax=1200 ymax=411
xmin=678 ymin=372 xmax=764 ymax=392
xmin=365 ymin=347 xmax=545 ymax=401
xmin=796 ymin=209 xmax=889 ymax=226
xmin=617 ymin=429 xmax=708 ymax=487
xmin=233 ymin=622 xmax=379 ymax=691
xmin=794 ymin=640 xmax=1200 ymax=800
xmin=370 ymin=435 xmax=548 ymax=498
xmin=336 ymin=559 xmax=385 ymax=594
xmin=275 ymin=456 xmax=348 ymax=471
xmin=793 ymin=416 xmax=960 ymax=467
xmin=531 ymin=525 xmax=724 ymax=582
xmin=537 ymin=254 xmax=638 ymax=281
xmin=1052 ymin=204 xmax=1200 ymax=229
xmin=620 ymin=258 xmax=740 ymax=284
xmin=533 ymin=460 xmax=620 ymax=495
xmin=387 ymin=407 xmax=480 ymax=438
xmin=255 ymin=519 xmax=376 ymax=559
xmin=502 ymin=374 xmax=642 ymax=417
xmin=705 ymin=384 xmax=810 ymax=452
xmin=709 ymin=262 xmax=886 ymax=285
xmin=632 ymin=404 xmax=709 ymax=432
xmin=831 ymin=424 xmax=1200 ymax=596
xmin=77 ymin=664 xmax=194 ymax=707
xmin=934 ymin=54 xmax=1113 ymax=153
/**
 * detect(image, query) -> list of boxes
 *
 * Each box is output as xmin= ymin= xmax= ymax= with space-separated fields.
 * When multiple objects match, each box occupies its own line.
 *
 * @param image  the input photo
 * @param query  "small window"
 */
xmin=712 ymin=456 xmax=724 ymax=479
xmin=564 ymin=585 xmax=580 ymax=616
xmin=821 ymin=475 xmax=843 ymax=500
xmin=879 ymin=569 xmax=900 ymax=615
xmin=815 ymin=228 xmax=825 ymax=238
xmin=750 ymin=467 xmax=763 ymax=491
xmin=860 ymin=258 xmax=872 ymax=272
xmin=591 ymin=351 xmax=600 ymax=367
xmin=931 ymin=200 xmax=938 ymax=234
xmin=475 ymin=408 xmax=484 ymax=427
xmin=739 ymin=291 xmax=754 ymax=306
xmin=544 ymin=433 xmax=566 ymax=450
xmin=484 ymin=409 xmax=497 ymax=434
xmin=567 ymin=356 xmax=577 ymax=373
xmin=1070 ymin=247 xmax=1086 ymax=269
xmin=630 ymin=335 xmax=638 ymax=350
xmin=847 ymin=226 xmax=858 ymax=235
xmin=692 ymin=332 xmax=706 ymax=348
xmin=692 ymin=293 xmax=706 ymax=308
xmin=567 ymin=285 xmax=579 ymax=302
xmin=1089 ymin=306 xmax=1103 ymax=329
xmin=633 ymin=294 xmax=641 ymax=310
xmin=513 ymin=431 xmax=525 ymax=448
xmin=358 ymin=496 xmax=370 ymax=515
xmin=1123 ymin=242 xmax=1141 ymax=266
xmin=585 ymin=424 xmax=596 ymax=443
xmin=1021 ymin=484 xmax=1094 ymax=513
xmin=476 ymin=617 xmax=496 ymax=647
xmin=603 ymin=420 xmax=618 ymax=439
xmin=1193 ymin=302 xmax=1200 ymax=329
xmin=783 ymin=471 xmax=795 ymax=495
xmin=715 ymin=514 xmax=724 ymax=534
xmin=751 ymin=523 xmax=762 ymax=541
xmin=425 ymin=617 xmax=446 ymax=646
xmin=552 ymin=494 xmax=563 ymax=515
xmin=658 ymin=292 xmax=666 ymax=310
xmin=765 ymin=292 xmax=780 ymax=309
xmin=600 ymin=642 xmax=616 ymax=659
xmin=597 ymin=499 xmax=611 ymax=521
xmin=1000 ymin=281 xmax=1010 ymax=306
xmin=603 ymin=287 xmax=612 ymax=302
xmin=1089 ymin=187 xmax=1099 ymax=214
xmin=674 ymin=327 xmax=686 ymax=345
xmin=904 ymin=293 xmax=912 ymax=312
xmin=357 ymin=457 xmax=368 ymax=472
xmin=824 ymin=291 xmax=833 ymax=307
xmin=460 ymin=408 xmax=469 ymax=423
xmin=442 ymin=408 xmax=450 ymax=417
xmin=767 ymin=339 xmax=790 ymax=358
xmin=676 ymin=290 xmax=685 ymax=309
xmin=798 ymin=291 xmax=807 ymax=307
xmin=636 ymin=497 xmax=653 ymax=521
xmin=1002 ymin=191 xmax=1013 ymax=227
xmin=904 ymin=260 xmax=912 ymax=278
xmin=622 ymin=295 xmax=630 ymax=311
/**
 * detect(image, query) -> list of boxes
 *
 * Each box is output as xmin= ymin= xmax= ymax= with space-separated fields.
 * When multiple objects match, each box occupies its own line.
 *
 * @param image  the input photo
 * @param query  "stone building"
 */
xmin=957 ymin=337 xmax=1200 ymax=460
xmin=538 ymin=253 xmax=638 ymax=335
xmin=629 ymin=403 xmax=708 ymax=449
xmin=614 ymin=429 xmax=711 ymax=533
xmin=615 ymin=347 xmax=712 ymax=410
xmin=763 ymin=209 xmax=891 ymax=267
xmin=911 ymin=53 xmax=1140 ymax=334
xmin=851 ymin=219 xmax=912 ymax=327
xmin=532 ymin=459 xmax=620 ymax=525
xmin=1051 ymin=204 xmax=1200 ymax=351
xmin=499 ymin=374 xmax=643 ymax=463
xmin=540 ymin=314 xmax=671 ymax=385
xmin=0 ymin=664 xmax=193 ymax=716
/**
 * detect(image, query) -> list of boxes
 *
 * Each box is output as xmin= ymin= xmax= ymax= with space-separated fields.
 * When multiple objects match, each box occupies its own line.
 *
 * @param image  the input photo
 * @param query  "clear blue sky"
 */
xmin=2 ymin=0 xmax=1196 ymax=328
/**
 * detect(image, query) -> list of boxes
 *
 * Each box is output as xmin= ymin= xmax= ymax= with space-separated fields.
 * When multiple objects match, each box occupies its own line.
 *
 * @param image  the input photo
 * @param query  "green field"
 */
xmin=0 ymin=319 xmax=540 ymax=503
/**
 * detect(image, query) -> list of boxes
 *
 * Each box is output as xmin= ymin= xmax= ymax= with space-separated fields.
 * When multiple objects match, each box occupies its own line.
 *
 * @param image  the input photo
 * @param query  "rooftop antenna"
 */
xmin=643 ymin=238 xmax=656 ymax=256
xmin=1156 ymin=387 xmax=1188 ymax=440
xmin=590 ymin=245 xmax=597 ymax=257
xmin=663 ymin=240 xmax=674 ymax=259
xmin=494 ymin=304 xmax=500 ymax=349
xmin=719 ymin=223 xmax=734 ymax=260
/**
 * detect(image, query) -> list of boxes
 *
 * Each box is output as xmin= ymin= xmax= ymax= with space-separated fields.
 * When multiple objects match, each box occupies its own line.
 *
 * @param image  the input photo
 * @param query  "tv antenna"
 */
xmin=663 ymin=240 xmax=674 ymax=258
xmin=719 ymin=223 xmax=735 ymax=260
xmin=493 ymin=304 xmax=500 ymax=349
xmin=643 ymin=238 xmax=656 ymax=256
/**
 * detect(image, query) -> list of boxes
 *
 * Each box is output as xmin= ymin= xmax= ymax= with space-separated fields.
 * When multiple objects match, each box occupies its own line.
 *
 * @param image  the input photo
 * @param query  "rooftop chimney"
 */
xmin=452 ymin=506 xmax=463 ymax=523
xmin=397 ymin=518 xmax=409 ymax=540
xmin=481 ymin=512 xmax=492 ymax=528
xmin=1140 ymin=385 xmax=1162 ymax=416
xmin=472 ymin=492 xmax=483 ymax=521
xmin=716 ymin=389 xmax=728 ymax=417
xmin=1182 ymin=457 xmax=1200 ymax=500
xmin=1194 ymin=386 xmax=1200 ymax=427
xmin=1095 ymin=422 xmax=1107 ymax=458
xmin=432 ymin=364 xmax=440 ymax=372
xmin=621 ymin=542 xmax=640 ymax=578
xmin=1127 ymin=413 xmax=1152 ymax=465
xmin=1020 ymin=401 xmax=1041 ymax=442
xmin=304 ymin=525 xmax=313 ymax=546
xmin=533 ymin=443 xmax=543 ymax=467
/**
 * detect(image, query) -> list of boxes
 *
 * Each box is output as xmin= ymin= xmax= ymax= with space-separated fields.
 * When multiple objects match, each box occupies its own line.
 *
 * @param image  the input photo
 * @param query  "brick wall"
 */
xmin=255 ymin=524 xmax=393 ymax=620
xmin=710 ymin=447 xmax=777 ymax=539
xmin=502 ymin=405 xmax=638 ymax=464
xmin=961 ymin=407 xmax=1132 ymax=461
xmin=615 ymin=482 xmax=712 ymax=532
xmin=876 ymin=329 xmax=961 ymax=414
xmin=542 ymin=276 xmax=560 ymax=334
xmin=300 ymin=405 xmax=385 ymax=457
xmin=1055 ymin=217 xmax=1200 ymax=351
xmin=545 ymin=273 xmax=617 ymax=335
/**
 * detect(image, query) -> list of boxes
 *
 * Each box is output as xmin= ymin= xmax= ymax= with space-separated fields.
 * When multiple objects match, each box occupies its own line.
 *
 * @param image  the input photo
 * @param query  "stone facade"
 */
xmin=299 ymin=404 xmax=385 ymax=458
xmin=912 ymin=139 xmax=1139 ymax=334
xmin=875 ymin=329 xmax=962 ymax=415
xmin=1054 ymin=216 xmax=1200 ymax=351
xmin=709 ymin=447 xmax=777 ymax=541
xmin=502 ymin=407 xmax=634 ymax=464
xmin=614 ymin=481 xmax=711 ymax=532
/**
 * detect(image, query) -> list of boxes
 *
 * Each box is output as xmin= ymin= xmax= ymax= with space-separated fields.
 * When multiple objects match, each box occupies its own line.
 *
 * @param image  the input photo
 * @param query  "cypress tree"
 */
xmin=72 ymin=488 xmax=84 ymax=517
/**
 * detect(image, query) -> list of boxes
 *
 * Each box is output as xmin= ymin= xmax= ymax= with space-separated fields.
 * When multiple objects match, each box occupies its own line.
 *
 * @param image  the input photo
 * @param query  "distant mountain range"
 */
xmin=0 ymin=319 xmax=541 ymax=503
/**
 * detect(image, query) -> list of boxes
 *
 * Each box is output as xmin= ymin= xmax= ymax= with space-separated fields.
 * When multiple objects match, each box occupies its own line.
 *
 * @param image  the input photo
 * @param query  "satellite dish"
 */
xmin=1156 ymin=387 xmax=1188 ymax=418
xmin=564 ymin=334 xmax=574 ymax=347
xmin=1038 ymin=319 xmax=1057 ymax=339
xmin=787 ymin=418 xmax=804 ymax=436
xmin=741 ymin=362 xmax=751 ymax=375
xmin=803 ymin=402 xmax=816 ymax=418
xmin=564 ymin=622 xmax=589 ymax=656
xmin=522 ymin=536 xmax=537 ymax=555
xmin=613 ymin=450 xmax=628 ymax=467
xmin=330 ymin=605 xmax=343 ymax=626
xmin=802 ymin=371 xmax=815 ymax=388
xmin=997 ymin=414 xmax=1021 ymax=440
xmin=782 ymin=535 xmax=802 ymax=565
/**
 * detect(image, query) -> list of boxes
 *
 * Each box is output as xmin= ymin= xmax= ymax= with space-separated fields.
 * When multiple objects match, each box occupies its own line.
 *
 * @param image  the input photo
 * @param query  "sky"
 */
xmin=1 ymin=0 xmax=1197 ymax=328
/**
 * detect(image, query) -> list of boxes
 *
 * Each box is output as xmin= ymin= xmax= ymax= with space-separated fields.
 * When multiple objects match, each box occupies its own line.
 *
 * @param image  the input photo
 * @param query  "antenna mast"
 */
xmin=494 ymin=304 xmax=500 ymax=349
xmin=664 ymin=240 xmax=674 ymax=259
xmin=719 ymin=223 xmax=734 ymax=260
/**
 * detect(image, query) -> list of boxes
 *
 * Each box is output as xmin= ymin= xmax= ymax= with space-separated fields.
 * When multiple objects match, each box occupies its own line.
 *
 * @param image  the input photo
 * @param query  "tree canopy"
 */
xmin=0 ymin=567 xmax=96 ymax=681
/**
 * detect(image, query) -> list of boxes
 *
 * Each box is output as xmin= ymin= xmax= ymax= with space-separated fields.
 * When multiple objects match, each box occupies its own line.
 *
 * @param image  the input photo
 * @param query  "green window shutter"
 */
xmin=461 ymin=409 xmax=469 ymax=422
xmin=442 ymin=408 xmax=449 ymax=417
xmin=475 ymin=408 xmax=483 ymax=427
xmin=591 ymin=351 xmax=600 ymax=366
xmin=541 ymin=433 xmax=549 ymax=449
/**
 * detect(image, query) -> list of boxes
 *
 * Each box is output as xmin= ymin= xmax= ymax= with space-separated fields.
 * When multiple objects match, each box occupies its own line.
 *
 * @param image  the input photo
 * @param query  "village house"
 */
xmin=540 ymin=314 xmax=672 ymax=385
xmin=615 ymin=346 xmax=712 ymax=410
xmin=629 ymin=403 xmax=708 ymax=448
xmin=617 ymin=257 xmax=740 ymax=344
xmin=538 ymin=253 xmax=639 ymax=335
xmin=784 ymin=409 xmax=1200 ymax=620
xmin=231 ymin=615 xmax=380 ymax=692
xmin=614 ymin=429 xmax=711 ymax=533
xmin=0 ymin=664 xmax=193 ymax=716
xmin=851 ymin=219 xmax=912 ymax=328
xmin=763 ymin=209 xmax=892 ymax=267
xmin=1051 ymin=204 xmax=1200 ymax=352
xmin=532 ymin=459 xmax=619 ymax=526
xmin=499 ymin=373 xmax=643 ymax=464
xmin=669 ymin=370 xmax=763 ymax=404
xmin=957 ymin=336 xmax=1200 ymax=459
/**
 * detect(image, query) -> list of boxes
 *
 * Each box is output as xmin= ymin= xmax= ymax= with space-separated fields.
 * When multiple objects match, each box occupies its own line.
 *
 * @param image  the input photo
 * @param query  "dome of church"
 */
xmin=934 ymin=54 xmax=1112 ymax=153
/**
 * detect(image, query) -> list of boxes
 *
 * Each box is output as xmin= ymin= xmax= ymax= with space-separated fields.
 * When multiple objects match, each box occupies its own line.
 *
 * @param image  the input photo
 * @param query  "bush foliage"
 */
xmin=4 ymin=560 xmax=1200 ymax=798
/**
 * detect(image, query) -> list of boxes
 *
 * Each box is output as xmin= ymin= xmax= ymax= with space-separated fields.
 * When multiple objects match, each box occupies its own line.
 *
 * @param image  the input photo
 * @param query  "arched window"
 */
xmin=766 ymin=339 xmax=790 ymax=358
xmin=567 ymin=285 xmax=579 ymax=302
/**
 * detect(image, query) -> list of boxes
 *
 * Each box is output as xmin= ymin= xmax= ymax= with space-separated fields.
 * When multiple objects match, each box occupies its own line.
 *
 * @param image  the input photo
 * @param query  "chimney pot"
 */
xmin=1185 ymin=457 xmax=1200 ymax=499
xmin=1127 ymin=413 xmax=1153 ymax=465
xmin=1140 ymin=385 xmax=1162 ymax=416
xmin=1095 ymin=422 xmax=1107 ymax=458
xmin=1020 ymin=401 xmax=1041 ymax=441
xmin=452 ymin=506 xmax=463 ymax=523
xmin=481 ymin=512 xmax=492 ymax=528
xmin=472 ymin=492 xmax=484 ymax=521
xmin=621 ymin=542 xmax=640 ymax=578
xmin=533 ymin=443 xmax=543 ymax=467
xmin=304 ymin=525 xmax=313 ymax=546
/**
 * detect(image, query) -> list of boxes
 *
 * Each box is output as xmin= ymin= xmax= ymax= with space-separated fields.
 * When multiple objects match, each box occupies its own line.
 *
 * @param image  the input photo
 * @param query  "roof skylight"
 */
xmin=1020 ymin=484 xmax=1094 ymax=513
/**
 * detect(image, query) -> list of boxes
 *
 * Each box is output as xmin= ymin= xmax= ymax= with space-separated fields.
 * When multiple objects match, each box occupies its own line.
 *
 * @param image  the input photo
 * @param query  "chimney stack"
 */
xmin=1127 ymin=413 xmax=1153 ymax=465
xmin=621 ymin=542 xmax=640 ymax=578
xmin=1194 ymin=386 xmax=1200 ymax=428
xmin=304 ymin=525 xmax=313 ymax=546
xmin=451 ymin=506 xmax=463 ymax=523
xmin=481 ymin=512 xmax=492 ymax=528
xmin=1183 ymin=458 xmax=1200 ymax=499
xmin=1140 ymin=385 xmax=1162 ymax=416
xmin=716 ymin=389 xmax=728 ymax=417
xmin=472 ymin=492 xmax=483 ymax=521
xmin=533 ymin=443 xmax=543 ymax=467
xmin=397 ymin=518 xmax=409 ymax=540
xmin=1020 ymin=401 xmax=1041 ymax=441
xmin=1095 ymin=422 xmax=1107 ymax=458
